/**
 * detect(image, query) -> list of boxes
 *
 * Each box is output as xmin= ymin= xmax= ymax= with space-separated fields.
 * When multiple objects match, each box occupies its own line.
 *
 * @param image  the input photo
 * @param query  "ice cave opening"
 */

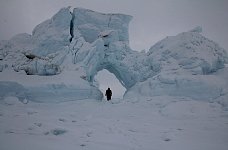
xmin=94 ymin=69 xmax=126 ymax=99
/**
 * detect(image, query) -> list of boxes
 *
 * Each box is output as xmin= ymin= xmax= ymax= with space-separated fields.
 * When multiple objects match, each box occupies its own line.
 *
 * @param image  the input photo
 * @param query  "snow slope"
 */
xmin=0 ymin=97 xmax=228 ymax=150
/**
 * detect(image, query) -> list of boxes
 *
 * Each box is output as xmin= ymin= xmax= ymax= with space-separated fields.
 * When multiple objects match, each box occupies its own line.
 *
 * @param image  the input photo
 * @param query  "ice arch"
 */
xmin=68 ymin=8 xmax=147 ymax=89
xmin=82 ymin=41 xmax=140 ymax=89
xmin=95 ymin=61 xmax=137 ymax=89
xmin=1 ymin=7 xmax=228 ymax=104
xmin=95 ymin=69 xmax=126 ymax=99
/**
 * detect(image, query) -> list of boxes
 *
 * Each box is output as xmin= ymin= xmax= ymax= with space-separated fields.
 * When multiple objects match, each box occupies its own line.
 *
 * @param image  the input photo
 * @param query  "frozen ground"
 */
xmin=0 ymin=7 xmax=228 ymax=150
xmin=0 ymin=96 xmax=228 ymax=150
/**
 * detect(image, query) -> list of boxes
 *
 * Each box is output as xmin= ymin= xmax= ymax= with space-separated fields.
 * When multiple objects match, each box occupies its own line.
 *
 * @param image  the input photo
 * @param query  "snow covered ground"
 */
xmin=0 ymin=96 xmax=228 ymax=150
xmin=0 ymin=7 xmax=228 ymax=150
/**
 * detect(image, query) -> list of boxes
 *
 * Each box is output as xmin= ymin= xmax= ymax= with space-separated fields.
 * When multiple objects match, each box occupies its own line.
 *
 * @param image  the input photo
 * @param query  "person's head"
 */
xmin=108 ymin=87 xmax=110 ymax=90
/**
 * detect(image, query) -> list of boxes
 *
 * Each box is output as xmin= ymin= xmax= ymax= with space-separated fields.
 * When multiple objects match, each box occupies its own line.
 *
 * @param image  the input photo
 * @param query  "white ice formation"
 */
xmin=0 ymin=7 xmax=228 ymax=107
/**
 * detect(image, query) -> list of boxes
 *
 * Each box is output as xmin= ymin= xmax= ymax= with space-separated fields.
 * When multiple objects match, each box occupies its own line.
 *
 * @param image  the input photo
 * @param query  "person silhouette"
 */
xmin=105 ymin=87 xmax=112 ymax=101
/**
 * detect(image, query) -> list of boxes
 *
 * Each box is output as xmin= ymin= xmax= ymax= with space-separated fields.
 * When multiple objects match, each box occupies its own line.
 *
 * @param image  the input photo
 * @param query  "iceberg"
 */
xmin=0 ymin=7 xmax=228 ymax=107
xmin=125 ymin=29 xmax=228 ymax=107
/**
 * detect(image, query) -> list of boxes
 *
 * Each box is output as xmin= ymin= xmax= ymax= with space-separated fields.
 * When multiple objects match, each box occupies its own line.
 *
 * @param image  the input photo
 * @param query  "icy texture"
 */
xmin=72 ymin=8 xmax=132 ymax=43
xmin=0 ymin=8 xmax=72 ymax=76
xmin=147 ymin=31 xmax=228 ymax=75
xmin=32 ymin=7 xmax=72 ymax=56
xmin=69 ymin=8 xmax=152 ymax=88
xmin=125 ymin=74 xmax=227 ymax=102
xmin=0 ymin=81 xmax=27 ymax=102
xmin=125 ymin=30 xmax=228 ymax=106
xmin=0 ymin=69 xmax=103 ymax=102
xmin=0 ymin=7 xmax=228 ymax=105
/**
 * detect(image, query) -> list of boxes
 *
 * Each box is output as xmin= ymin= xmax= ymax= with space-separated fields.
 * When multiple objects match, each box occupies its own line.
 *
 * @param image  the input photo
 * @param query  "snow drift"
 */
xmin=0 ymin=7 xmax=228 ymax=107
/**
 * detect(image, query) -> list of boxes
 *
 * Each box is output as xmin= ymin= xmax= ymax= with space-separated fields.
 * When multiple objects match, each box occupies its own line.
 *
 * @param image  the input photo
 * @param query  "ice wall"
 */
xmin=125 ymin=29 xmax=228 ymax=107
xmin=72 ymin=8 xmax=132 ymax=43
xmin=0 ymin=7 xmax=228 ymax=105
xmin=32 ymin=7 xmax=72 ymax=56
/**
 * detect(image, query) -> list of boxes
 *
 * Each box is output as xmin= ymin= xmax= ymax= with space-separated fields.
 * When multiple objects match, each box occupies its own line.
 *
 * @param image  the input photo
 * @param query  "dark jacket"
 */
xmin=105 ymin=88 xmax=112 ymax=100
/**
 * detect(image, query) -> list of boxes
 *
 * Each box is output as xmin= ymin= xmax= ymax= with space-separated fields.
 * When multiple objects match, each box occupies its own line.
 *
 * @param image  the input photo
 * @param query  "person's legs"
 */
xmin=107 ymin=95 xmax=111 ymax=101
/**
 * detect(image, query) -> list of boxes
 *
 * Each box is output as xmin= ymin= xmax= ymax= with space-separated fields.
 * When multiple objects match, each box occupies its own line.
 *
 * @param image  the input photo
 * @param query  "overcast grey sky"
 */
xmin=1 ymin=0 xmax=228 ymax=98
